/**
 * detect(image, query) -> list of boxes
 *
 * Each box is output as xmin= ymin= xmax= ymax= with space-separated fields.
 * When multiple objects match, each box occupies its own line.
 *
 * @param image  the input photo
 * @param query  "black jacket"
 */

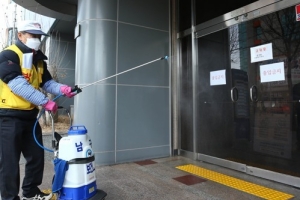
xmin=0 ymin=40 xmax=53 ymax=119
xmin=0 ymin=40 xmax=52 ymax=85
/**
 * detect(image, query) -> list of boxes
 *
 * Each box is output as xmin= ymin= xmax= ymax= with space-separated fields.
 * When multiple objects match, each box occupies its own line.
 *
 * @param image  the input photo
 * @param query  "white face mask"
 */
xmin=25 ymin=38 xmax=41 ymax=51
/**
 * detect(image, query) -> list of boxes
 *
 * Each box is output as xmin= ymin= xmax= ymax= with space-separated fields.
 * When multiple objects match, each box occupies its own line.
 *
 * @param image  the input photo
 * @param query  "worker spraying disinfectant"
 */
xmin=34 ymin=56 xmax=168 ymax=200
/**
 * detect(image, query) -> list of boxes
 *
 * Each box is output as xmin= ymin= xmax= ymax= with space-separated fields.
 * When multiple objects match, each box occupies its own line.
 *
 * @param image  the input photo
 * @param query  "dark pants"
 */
xmin=0 ymin=117 xmax=44 ymax=200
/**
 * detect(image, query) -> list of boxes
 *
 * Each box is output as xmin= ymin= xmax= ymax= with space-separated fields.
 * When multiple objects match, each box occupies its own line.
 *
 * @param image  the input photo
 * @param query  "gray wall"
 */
xmin=75 ymin=0 xmax=170 ymax=165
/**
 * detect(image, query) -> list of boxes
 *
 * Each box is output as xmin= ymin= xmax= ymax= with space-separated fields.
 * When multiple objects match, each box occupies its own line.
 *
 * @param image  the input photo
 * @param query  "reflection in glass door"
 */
xmin=196 ymin=5 xmax=300 ymax=178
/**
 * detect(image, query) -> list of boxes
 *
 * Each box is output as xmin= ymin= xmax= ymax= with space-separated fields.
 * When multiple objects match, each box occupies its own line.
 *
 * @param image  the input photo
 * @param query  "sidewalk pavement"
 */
xmin=18 ymin=156 xmax=300 ymax=200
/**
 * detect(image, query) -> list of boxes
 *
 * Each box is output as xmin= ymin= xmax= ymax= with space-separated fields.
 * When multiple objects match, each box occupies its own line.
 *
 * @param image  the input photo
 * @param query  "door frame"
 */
xmin=177 ymin=0 xmax=300 ymax=188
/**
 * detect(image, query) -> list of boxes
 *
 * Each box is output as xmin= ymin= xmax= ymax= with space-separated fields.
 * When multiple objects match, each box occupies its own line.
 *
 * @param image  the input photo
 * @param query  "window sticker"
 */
xmin=210 ymin=70 xmax=226 ymax=86
xmin=250 ymin=43 xmax=273 ymax=63
xmin=260 ymin=62 xmax=285 ymax=83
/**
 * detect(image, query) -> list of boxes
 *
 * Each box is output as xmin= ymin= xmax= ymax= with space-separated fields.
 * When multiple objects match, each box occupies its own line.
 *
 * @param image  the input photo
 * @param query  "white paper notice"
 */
xmin=210 ymin=70 xmax=226 ymax=86
xmin=23 ymin=53 xmax=33 ymax=69
xmin=250 ymin=43 xmax=273 ymax=63
xmin=260 ymin=62 xmax=285 ymax=83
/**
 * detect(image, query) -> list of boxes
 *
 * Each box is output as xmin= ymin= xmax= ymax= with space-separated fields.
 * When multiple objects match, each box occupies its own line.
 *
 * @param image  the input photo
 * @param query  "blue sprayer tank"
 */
xmin=57 ymin=125 xmax=97 ymax=200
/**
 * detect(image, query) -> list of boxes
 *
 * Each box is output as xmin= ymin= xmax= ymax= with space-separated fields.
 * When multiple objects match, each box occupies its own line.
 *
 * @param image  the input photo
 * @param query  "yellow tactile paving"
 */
xmin=176 ymin=164 xmax=294 ymax=200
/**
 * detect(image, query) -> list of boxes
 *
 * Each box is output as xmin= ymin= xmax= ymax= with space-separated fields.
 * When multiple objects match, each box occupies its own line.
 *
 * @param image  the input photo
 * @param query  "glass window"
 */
xmin=180 ymin=36 xmax=193 ymax=151
xmin=178 ymin=0 xmax=191 ymax=32
xmin=195 ymin=0 xmax=258 ymax=24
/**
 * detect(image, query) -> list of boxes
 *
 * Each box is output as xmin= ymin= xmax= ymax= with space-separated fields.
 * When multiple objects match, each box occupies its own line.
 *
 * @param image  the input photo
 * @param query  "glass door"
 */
xmin=196 ymin=4 xmax=300 ymax=178
xmin=196 ymin=29 xmax=235 ymax=158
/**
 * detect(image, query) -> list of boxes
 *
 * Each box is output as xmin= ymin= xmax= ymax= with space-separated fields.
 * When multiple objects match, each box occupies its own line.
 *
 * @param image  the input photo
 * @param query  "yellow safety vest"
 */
xmin=0 ymin=45 xmax=44 ymax=110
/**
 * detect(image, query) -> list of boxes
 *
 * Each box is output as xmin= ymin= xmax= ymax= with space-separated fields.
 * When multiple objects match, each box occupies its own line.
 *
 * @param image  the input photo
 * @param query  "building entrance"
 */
xmin=179 ymin=0 xmax=300 ymax=187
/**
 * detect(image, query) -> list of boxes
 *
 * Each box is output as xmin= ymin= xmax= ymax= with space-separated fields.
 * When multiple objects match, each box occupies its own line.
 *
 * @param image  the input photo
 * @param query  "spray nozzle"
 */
xmin=160 ymin=56 xmax=169 ymax=60
xmin=71 ymin=85 xmax=82 ymax=95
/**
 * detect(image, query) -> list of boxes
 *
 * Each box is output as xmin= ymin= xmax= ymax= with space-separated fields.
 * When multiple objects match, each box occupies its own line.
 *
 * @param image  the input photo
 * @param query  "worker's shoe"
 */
xmin=21 ymin=191 xmax=53 ymax=200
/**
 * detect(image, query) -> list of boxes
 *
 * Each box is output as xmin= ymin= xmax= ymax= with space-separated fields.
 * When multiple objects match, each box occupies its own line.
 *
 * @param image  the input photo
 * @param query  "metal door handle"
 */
xmin=231 ymin=87 xmax=238 ymax=102
xmin=250 ymin=85 xmax=258 ymax=102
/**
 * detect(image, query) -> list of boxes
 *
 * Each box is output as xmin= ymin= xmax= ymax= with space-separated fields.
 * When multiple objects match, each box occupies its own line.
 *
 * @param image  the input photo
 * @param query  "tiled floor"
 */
xmin=18 ymin=156 xmax=300 ymax=200
xmin=173 ymin=175 xmax=207 ymax=185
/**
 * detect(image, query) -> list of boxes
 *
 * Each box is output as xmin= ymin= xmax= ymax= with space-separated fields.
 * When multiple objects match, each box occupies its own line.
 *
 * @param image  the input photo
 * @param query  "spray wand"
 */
xmin=74 ymin=56 xmax=168 ymax=92
xmin=34 ymin=56 xmax=169 ymax=152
